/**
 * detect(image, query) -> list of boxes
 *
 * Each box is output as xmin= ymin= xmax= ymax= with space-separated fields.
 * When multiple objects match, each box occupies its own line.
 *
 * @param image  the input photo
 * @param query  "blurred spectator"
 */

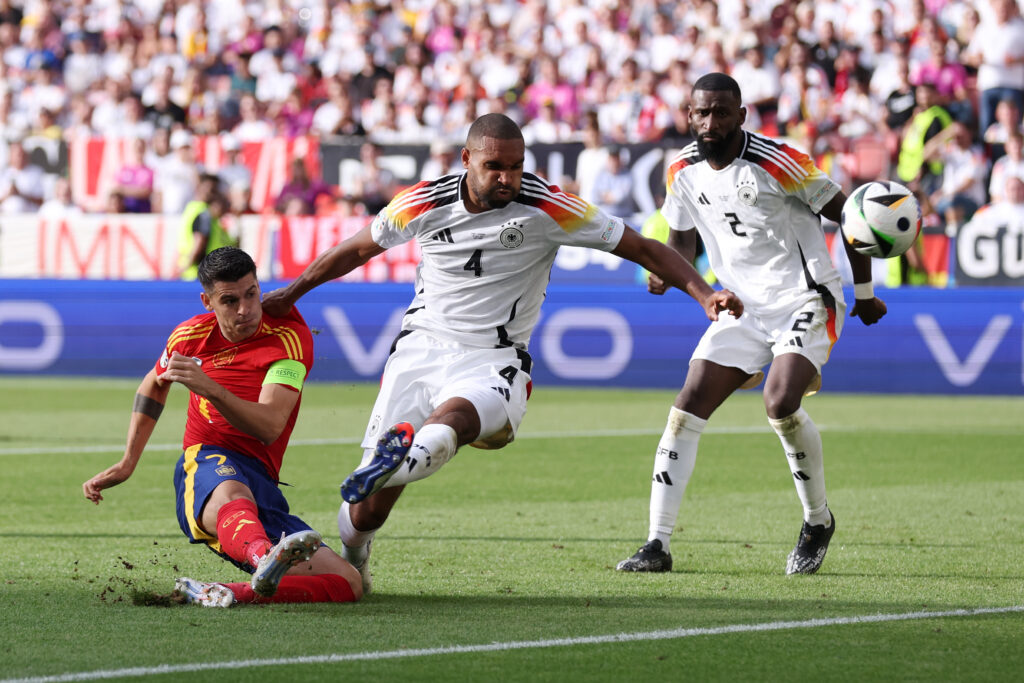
xmin=881 ymin=54 xmax=918 ymax=137
xmin=420 ymin=140 xmax=460 ymax=181
xmin=989 ymin=129 xmax=1024 ymax=204
xmin=228 ymin=51 xmax=258 ymax=100
xmin=522 ymin=100 xmax=573 ymax=144
xmin=350 ymin=142 xmax=397 ymax=215
xmin=0 ymin=140 xmax=46 ymax=214
xmin=897 ymin=82 xmax=953 ymax=195
xmin=275 ymin=157 xmax=333 ymax=216
xmin=982 ymin=97 xmax=1024 ymax=151
xmin=731 ymin=44 xmax=781 ymax=120
xmin=275 ymin=89 xmax=314 ymax=138
xmin=216 ymin=133 xmax=253 ymax=215
xmin=835 ymin=69 xmax=880 ymax=140
xmin=925 ymin=122 xmax=988 ymax=233
xmin=232 ymin=93 xmax=274 ymax=142
xmin=143 ymin=75 xmax=187 ymax=131
xmin=39 ymin=176 xmax=82 ymax=218
xmin=574 ymin=114 xmax=609 ymax=203
xmin=590 ymin=145 xmax=636 ymax=219
xmin=154 ymin=129 xmax=200 ymax=215
xmin=113 ymin=137 xmax=154 ymax=213
xmin=311 ymin=79 xmax=365 ymax=137
xmin=962 ymin=0 xmax=1024 ymax=142
xmin=911 ymin=35 xmax=972 ymax=124
xmin=521 ymin=55 xmax=578 ymax=125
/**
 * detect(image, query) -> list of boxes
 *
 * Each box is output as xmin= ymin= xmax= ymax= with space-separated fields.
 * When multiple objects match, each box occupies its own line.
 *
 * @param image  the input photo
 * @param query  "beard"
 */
xmin=696 ymin=126 xmax=742 ymax=165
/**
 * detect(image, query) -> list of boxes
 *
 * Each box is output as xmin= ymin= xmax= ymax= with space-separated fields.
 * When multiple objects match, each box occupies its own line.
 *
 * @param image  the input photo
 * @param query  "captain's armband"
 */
xmin=263 ymin=359 xmax=307 ymax=391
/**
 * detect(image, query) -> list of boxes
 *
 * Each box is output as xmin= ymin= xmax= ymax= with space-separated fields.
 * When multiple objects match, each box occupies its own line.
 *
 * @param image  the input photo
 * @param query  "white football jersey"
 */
xmin=371 ymin=172 xmax=625 ymax=348
xmin=662 ymin=130 xmax=843 ymax=315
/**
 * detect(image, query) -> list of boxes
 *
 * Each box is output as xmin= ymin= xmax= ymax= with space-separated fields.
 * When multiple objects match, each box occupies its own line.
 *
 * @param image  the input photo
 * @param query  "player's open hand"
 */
xmin=706 ymin=289 xmax=743 ymax=321
xmin=261 ymin=288 xmax=293 ymax=318
xmin=851 ymin=296 xmax=887 ymax=325
xmin=82 ymin=462 xmax=133 ymax=504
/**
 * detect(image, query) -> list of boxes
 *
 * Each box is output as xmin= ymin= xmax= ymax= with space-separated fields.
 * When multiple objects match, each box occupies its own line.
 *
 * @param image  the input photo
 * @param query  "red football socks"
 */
xmin=215 ymin=498 xmax=271 ymax=568
xmin=224 ymin=574 xmax=357 ymax=603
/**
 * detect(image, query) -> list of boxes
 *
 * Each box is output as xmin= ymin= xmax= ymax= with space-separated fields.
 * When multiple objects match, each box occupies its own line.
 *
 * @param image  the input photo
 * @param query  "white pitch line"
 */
xmin=0 ymin=426 xmax=760 ymax=457
xmin=4 ymin=606 xmax=1022 ymax=683
xmin=3 ymin=423 xmax=1018 ymax=457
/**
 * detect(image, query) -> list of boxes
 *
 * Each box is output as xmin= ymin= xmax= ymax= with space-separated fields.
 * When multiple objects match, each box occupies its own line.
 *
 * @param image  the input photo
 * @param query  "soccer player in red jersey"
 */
xmin=83 ymin=247 xmax=362 ymax=606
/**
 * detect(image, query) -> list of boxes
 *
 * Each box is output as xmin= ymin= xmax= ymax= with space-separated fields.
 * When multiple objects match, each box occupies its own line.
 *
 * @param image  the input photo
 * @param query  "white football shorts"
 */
xmin=691 ymin=280 xmax=846 ymax=393
xmin=361 ymin=330 xmax=532 ymax=451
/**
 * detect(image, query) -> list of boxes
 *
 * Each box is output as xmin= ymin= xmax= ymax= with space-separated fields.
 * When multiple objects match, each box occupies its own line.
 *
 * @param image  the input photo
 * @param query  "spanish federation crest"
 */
xmin=737 ymin=182 xmax=757 ymax=206
xmin=499 ymin=220 xmax=525 ymax=249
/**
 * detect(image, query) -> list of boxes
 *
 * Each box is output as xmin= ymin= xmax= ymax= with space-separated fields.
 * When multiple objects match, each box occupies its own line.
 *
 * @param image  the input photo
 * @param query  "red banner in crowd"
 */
xmin=67 ymin=136 xmax=321 ymax=213
xmin=276 ymin=214 xmax=420 ymax=281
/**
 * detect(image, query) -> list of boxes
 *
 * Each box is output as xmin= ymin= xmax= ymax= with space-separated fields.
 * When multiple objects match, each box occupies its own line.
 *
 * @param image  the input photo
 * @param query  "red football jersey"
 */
xmin=155 ymin=306 xmax=313 ymax=480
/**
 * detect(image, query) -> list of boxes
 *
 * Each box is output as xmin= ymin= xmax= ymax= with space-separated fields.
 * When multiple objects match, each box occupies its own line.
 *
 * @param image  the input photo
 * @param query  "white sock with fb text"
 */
xmin=649 ymin=407 xmax=705 ymax=551
xmin=768 ymin=408 xmax=831 ymax=527
xmin=384 ymin=422 xmax=458 ymax=487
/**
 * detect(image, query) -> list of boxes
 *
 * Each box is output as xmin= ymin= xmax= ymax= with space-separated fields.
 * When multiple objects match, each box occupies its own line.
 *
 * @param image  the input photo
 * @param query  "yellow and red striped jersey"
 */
xmin=156 ymin=306 xmax=313 ymax=480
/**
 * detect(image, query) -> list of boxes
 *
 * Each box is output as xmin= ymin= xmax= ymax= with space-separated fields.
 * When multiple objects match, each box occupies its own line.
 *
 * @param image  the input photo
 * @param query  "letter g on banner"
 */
xmin=0 ymin=302 xmax=64 ymax=370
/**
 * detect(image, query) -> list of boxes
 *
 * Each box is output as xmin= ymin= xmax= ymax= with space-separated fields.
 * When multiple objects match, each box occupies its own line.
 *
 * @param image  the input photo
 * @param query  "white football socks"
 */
xmin=648 ymin=407 xmax=705 ymax=551
xmin=768 ymin=408 xmax=831 ymax=527
xmin=337 ymin=500 xmax=375 ymax=562
xmin=383 ymin=423 xmax=458 ymax=487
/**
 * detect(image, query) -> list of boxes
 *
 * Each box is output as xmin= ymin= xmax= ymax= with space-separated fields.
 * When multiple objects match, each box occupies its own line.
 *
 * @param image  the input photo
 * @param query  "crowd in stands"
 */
xmin=1 ymin=0 xmax=1024 ymax=255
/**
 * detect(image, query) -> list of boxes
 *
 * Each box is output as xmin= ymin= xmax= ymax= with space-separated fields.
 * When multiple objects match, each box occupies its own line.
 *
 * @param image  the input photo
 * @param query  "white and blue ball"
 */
xmin=840 ymin=181 xmax=922 ymax=258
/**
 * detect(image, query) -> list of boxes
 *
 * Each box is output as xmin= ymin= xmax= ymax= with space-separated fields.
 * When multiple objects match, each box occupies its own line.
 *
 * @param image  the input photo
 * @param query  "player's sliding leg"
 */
xmin=250 ymin=529 xmax=322 ymax=596
xmin=616 ymin=407 xmax=705 ymax=572
xmin=339 ymin=422 xmax=415 ymax=504
xmin=175 ymin=577 xmax=235 ymax=607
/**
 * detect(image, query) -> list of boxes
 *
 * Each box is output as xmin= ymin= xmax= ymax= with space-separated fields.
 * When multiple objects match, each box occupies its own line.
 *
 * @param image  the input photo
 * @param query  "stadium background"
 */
xmin=1 ymin=0 xmax=1022 ymax=395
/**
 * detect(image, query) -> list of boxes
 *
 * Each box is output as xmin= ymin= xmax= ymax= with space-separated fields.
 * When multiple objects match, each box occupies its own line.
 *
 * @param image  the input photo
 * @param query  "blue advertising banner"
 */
xmin=1 ymin=280 xmax=1021 ymax=395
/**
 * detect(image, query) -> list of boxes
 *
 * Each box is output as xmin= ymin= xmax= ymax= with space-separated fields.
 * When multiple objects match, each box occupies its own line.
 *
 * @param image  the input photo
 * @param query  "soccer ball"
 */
xmin=840 ymin=181 xmax=922 ymax=258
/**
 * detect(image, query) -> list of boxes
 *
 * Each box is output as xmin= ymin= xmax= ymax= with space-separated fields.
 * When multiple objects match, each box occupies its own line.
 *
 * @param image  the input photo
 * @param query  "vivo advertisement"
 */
xmin=0 ymin=281 xmax=1021 ymax=395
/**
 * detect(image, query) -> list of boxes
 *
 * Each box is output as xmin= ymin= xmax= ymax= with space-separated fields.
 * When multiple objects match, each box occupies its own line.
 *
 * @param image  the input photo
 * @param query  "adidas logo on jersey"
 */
xmin=432 ymin=228 xmax=455 ymax=243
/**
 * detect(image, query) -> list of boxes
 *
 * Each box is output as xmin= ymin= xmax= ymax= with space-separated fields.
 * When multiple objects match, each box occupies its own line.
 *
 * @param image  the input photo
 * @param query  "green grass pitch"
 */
xmin=1 ymin=377 xmax=1022 ymax=682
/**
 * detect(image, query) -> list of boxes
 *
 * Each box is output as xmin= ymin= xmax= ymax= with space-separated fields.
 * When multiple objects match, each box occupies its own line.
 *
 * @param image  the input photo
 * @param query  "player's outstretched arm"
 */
xmin=263 ymin=225 xmax=385 ymax=317
xmin=613 ymin=227 xmax=743 ymax=321
xmin=83 ymin=369 xmax=170 ymax=504
xmin=160 ymin=351 xmax=300 ymax=445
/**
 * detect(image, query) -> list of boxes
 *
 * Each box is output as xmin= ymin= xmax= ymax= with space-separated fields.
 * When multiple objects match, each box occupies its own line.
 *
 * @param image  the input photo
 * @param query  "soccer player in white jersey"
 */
xmin=263 ymin=113 xmax=743 ymax=592
xmin=616 ymin=73 xmax=888 ymax=576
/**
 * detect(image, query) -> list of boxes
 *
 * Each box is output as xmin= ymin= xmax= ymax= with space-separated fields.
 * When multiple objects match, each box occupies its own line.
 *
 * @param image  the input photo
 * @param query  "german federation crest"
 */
xmin=499 ymin=220 xmax=524 ymax=248
xmin=737 ymin=183 xmax=757 ymax=206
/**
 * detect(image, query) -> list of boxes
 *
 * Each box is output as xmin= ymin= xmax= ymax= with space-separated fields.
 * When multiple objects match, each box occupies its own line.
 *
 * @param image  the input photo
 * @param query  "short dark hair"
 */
xmin=197 ymin=246 xmax=256 ymax=291
xmin=466 ymin=113 xmax=523 ymax=146
xmin=693 ymin=72 xmax=742 ymax=101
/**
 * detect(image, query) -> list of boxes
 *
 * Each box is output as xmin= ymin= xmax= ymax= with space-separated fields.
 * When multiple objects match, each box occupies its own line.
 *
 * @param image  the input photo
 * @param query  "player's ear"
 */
xmin=461 ymin=147 xmax=470 ymax=169
xmin=739 ymin=106 xmax=747 ymax=126
xmin=200 ymin=291 xmax=213 ymax=311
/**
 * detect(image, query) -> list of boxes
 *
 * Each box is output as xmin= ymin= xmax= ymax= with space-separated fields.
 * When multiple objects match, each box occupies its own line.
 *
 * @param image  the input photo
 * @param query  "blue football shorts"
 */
xmin=173 ymin=444 xmax=317 ymax=572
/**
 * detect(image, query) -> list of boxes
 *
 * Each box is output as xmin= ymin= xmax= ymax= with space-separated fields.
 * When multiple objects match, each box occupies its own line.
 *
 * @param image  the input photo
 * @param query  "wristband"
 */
xmin=854 ymin=282 xmax=874 ymax=300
